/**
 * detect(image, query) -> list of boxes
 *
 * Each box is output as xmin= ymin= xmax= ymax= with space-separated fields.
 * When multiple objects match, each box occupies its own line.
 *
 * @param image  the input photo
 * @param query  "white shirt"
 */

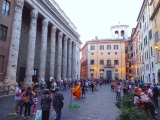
xmin=118 ymin=86 xmax=121 ymax=92
xmin=52 ymin=82 xmax=57 ymax=90
xmin=141 ymin=92 xmax=149 ymax=101
xmin=33 ymin=97 xmax=38 ymax=104
xmin=14 ymin=87 xmax=21 ymax=100
xmin=134 ymin=96 xmax=140 ymax=104
xmin=148 ymin=88 xmax=153 ymax=97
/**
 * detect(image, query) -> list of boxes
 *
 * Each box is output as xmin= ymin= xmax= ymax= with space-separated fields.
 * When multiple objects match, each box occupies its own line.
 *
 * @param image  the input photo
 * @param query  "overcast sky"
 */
xmin=55 ymin=0 xmax=143 ymax=45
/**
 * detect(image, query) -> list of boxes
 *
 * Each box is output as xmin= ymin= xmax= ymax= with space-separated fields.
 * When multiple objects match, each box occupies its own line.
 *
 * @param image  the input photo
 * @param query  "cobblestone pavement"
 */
xmin=1 ymin=84 xmax=159 ymax=120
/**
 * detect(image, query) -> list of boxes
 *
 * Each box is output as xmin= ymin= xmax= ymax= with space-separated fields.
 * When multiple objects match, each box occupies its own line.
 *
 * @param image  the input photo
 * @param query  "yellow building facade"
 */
xmin=132 ymin=0 xmax=156 ymax=83
xmin=150 ymin=0 xmax=160 ymax=82
xmin=80 ymin=25 xmax=127 ymax=80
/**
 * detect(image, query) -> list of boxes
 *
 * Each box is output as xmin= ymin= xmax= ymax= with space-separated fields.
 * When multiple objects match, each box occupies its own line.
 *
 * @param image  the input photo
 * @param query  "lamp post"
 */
xmin=155 ymin=44 xmax=160 ymax=51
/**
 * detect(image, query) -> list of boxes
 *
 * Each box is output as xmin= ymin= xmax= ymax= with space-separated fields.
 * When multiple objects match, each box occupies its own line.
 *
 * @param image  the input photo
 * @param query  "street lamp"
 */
xmin=155 ymin=44 xmax=160 ymax=51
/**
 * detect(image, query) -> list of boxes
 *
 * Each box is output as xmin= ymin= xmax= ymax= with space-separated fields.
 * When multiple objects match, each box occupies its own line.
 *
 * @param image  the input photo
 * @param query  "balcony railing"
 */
xmin=104 ymin=64 xmax=115 ymax=68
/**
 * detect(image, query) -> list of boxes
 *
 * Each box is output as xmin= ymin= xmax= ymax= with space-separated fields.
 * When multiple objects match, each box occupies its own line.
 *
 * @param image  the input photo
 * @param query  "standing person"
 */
xmin=41 ymin=90 xmax=52 ymax=120
xmin=153 ymin=84 xmax=159 ymax=108
xmin=13 ymin=84 xmax=22 ymax=115
xmin=19 ymin=88 xmax=25 ymax=117
xmin=123 ymin=83 xmax=128 ymax=95
xmin=81 ymin=84 xmax=86 ymax=98
xmin=53 ymin=87 xmax=64 ymax=120
xmin=91 ymin=81 xmax=94 ymax=93
xmin=21 ymin=86 xmax=36 ymax=119
xmin=32 ymin=94 xmax=38 ymax=114
xmin=117 ymin=83 xmax=121 ymax=99
xmin=94 ymin=80 xmax=98 ymax=91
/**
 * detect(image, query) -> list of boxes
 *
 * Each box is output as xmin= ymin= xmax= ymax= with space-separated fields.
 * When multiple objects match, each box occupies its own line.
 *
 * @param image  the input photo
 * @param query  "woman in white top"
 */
xmin=117 ymin=83 xmax=121 ymax=99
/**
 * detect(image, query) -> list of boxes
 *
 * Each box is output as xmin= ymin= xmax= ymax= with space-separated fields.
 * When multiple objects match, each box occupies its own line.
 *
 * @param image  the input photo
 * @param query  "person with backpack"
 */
xmin=52 ymin=87 xmax=64 ymax=120
xmin=21 ymin=86 xmax=36 ymax=119
xmin=41 ymin=90 xmax=52 ymax=120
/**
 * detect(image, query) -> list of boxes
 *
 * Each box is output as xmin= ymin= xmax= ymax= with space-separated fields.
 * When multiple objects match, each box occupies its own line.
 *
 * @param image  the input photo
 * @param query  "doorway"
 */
xmin=106 ymin=71 xmax=112 ymax=80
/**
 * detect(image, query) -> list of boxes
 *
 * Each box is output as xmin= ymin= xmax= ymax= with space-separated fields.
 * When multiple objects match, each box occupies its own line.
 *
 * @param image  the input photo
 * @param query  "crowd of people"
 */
xmin=13 ymin=83 xmax=64 ymax=120
xmin=111 ymin=79 xmax=160 ymax=120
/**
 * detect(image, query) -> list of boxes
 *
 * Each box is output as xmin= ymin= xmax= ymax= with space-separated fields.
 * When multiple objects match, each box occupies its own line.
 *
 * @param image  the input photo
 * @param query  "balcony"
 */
xmin=104 ymin=64 xmax=115 ymax=68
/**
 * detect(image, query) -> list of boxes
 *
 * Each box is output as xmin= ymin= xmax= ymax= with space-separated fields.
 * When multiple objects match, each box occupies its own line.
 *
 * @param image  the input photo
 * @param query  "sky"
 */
xmin=55 ymin=0 xmax=143 ymax=45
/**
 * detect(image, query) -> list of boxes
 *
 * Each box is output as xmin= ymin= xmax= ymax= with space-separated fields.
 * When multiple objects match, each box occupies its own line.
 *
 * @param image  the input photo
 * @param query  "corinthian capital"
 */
xmin=64 ymin=36 xmax=68 ymax=41
xmin=42 ymin=18 xmax=48 ymax=27
xmin=15 ymin=0 xmax=24 ymax=8
xmin=51 ymin=26 xmax=57 ymax=33
xmin=31 ymin=9 xmax=38 ymax=19
xmin=58 ymin=32 xmax=63 ymax=38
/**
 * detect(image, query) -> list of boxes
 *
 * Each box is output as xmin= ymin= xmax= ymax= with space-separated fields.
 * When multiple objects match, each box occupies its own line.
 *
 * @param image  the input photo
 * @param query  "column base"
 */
xmin=23 ymin=77 xmax=33 ymax=87
xmin=3 ymin=78 xmax=18 ymax=94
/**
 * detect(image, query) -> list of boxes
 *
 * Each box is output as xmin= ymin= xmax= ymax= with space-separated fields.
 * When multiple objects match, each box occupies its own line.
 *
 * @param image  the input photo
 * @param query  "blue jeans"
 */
xmin=117 ymin=92 xmax=121 ymax=99
xmin=153 ymin=97 xmax=158 ymax=107
xmin=56 ymin=109 xmax=61 ymax=120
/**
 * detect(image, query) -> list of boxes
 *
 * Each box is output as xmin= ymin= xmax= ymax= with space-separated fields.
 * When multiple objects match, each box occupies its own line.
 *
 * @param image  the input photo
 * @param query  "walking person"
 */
xmin=153 ymin=84 xmax=159 ymax=108
xmin=21 ymin=86 xmax=36 ymax=119
xmin=91 ymin=81 xmax=94 ymax=93
xmin=41 ymin=90 xmax=52 ymax=120
xmin=32 ymin=94 xmax=38 ymax=114
xmin=13 ymin=84 xmax=22 ymax=115
xmin=81 ymin=84 xmax=86 ymax=98
xmin=53 ymin=87 xmax=64 ymax=120
xmin=117 ymin=83 xmax=121 ymax=99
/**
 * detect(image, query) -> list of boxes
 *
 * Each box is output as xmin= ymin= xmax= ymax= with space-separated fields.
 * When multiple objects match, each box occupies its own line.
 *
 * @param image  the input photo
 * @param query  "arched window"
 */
xmin=115 ymin=30 xmax=119 ymax=38
xmin=121 ymin=30 xmax=125 ymax=37
xmin=90 ymin=45 xmax=95 ymax=50
xmin=100 ymin=45 xmax=104 ymax=50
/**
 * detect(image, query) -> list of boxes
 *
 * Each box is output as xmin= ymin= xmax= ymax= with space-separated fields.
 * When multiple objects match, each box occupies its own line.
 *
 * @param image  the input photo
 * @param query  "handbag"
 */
xmin=23 ymin=94 xmax=30 ymax=103
xmin=29 ymin=99 xmax=34 ymax=105
xmin=35 ymin=110 xmax=42 ymax=120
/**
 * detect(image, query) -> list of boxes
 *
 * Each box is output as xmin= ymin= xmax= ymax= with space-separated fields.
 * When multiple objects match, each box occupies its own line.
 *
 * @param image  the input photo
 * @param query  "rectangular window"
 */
xmin=114 ymin=45 xmax=118 ymax=50
xmin=90 ymin=60 xmax=94 ymax=65
xmin=151 ymin=47 xmax=153 ymax=56
xmin=101 ymin=53 xmax=103 ymax=55
xmin=128 ymin=54 xmax=131 ymax=58
xmin=107 ymin=60 xmax=111 ymax=66
xmin=115 ymin=52 xmax=117 ymax=55
xmin=2 ymin=0 xmax=10 ymax=16
xmin=100 ymin=60 xmax=104 ymax=65
xmin=114 ymin=60 xmax=119 ymax=65
xmin=0 ymin=55 xmax=4 ymax=73
xmin=115 ymin=74 xmax=119 ymax=80
xmin=107 ymin=45 xmax=111 ymax=50
xmin=100 ymin=73 xmax=104 ymax=79
xmin=145 ymin=36 xmax=147 ymax=44
xmin=149 ymin=29 xmax=152 ymax=40
xmin=129 ymin=69 xmax=132 ymax=73
xmin=129 ymin=63 xmax=131 ymax=67
xmin=91 ymin=53 xmax=94 ymax=55
xmin=154 ymin=16 xmax=157 ymax=27
xmin=144 ymin=38 xmax=145 ymax=46
xmin=115 ymin=69 xmax=118 ymax=72
xmin=0 ymin=24 xmax=8 ymax=41
xmin=141 ymin=43 xmax=142 ymax=50
xmin=108 ymin=52 xmax=110 ymax=55
xmin=152 ymin=62 xmax=154 ymax=68
xmin=154 ymin=31 xmax=159 ymax=42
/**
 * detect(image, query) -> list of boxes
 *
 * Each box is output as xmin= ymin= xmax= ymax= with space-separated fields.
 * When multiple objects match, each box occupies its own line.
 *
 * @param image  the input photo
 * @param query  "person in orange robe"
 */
xmin=71 ymin=82 xmax=81 ymax=99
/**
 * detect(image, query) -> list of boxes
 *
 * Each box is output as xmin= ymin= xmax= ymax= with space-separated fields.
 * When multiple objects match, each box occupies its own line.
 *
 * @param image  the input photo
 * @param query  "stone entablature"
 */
xmin=3 ymin=0 xmax=81 ymax=87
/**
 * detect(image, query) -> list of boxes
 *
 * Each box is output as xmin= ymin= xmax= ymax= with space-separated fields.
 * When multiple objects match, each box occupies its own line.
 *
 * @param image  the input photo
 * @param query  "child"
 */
xmin=19 ymin=88 xmax=25 ymax=117
xmin=32 ymin=94 xmax=38 ymax=114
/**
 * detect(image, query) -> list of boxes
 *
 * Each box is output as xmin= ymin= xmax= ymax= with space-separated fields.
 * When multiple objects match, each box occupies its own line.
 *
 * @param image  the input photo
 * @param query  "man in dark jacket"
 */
xmin=53 ymin=87 xmax=64 ymax=120
xmin=153 ymin=84 xmax=159 ymax=108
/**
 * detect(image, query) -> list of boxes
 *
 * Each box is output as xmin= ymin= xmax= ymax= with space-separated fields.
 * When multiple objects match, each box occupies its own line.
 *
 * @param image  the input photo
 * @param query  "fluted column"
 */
xmin=67 ymin=40 xmax=72 ymax=80
xmin=24 ymin=9 xmax=38 ymax=85
xmin=50 ymin=26 xmax=56 ymax=77
xmin=71 ymin=42 xmax=76 ymax=80
xmin=56 ymin=32 xmax=63 ymax=80
xmin=62 ymin=36 xmax=68 ymax=80
xmin=4 ymin=0 xmax=24 ymax=86
xmin=38 ymin=18 xmax=48 ymax=83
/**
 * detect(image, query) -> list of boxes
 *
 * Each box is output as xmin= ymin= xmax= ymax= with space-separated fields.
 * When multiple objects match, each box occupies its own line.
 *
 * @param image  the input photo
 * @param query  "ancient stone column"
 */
xmin=38 ymin=18 xmax=48 ymax=83
xmin=56 ymin=32 xmax=63 ymax=81
xmin=24 ymin=9 xmax=38 ymax=85
xmin=71 ymin=42 xmax=76 ymax=80
xmin=62 ymin=36 xmax=68 ymax=80
xmin=50 ymin=26 xmax=56 ymax=77
xmin=3 ymin=0 xmax=24 ymax=86
xmin=67 ymin=40 xmax=72 ymax=81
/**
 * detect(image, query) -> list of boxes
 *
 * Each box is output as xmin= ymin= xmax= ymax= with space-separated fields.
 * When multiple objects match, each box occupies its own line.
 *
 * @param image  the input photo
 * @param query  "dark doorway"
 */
xmin=18 ymin=67 xmax=26 ymax=83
